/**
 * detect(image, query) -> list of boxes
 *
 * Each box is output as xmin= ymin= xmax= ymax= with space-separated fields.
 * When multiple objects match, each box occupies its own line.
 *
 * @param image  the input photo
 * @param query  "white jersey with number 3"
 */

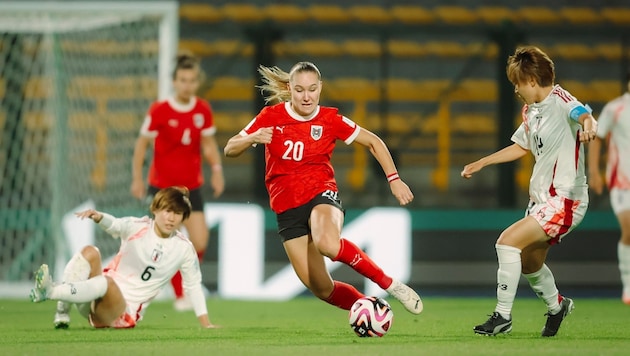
xmin=511 ymin=85 xmax=589 ymax=204
xmin=97 ymin=213 xmax=206 ymax=320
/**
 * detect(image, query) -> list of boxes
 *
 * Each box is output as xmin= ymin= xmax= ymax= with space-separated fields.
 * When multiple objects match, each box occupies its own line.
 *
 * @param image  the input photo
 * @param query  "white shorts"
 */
xmin=526 ymin=195 xmax=588 ymax=245
xmin=610 ymin=188 xmax=630 ymax=215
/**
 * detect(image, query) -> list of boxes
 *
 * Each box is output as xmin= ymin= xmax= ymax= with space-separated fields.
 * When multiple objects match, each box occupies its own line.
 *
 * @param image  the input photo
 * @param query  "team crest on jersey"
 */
xmin=311 ymin=125 xmax=323 ymax=140
xmin=151 ymin=249 xmax=163 ymax=263
xmin=168 ymin=119 xmax=178 ymax=127
xmin=193 ymin=113 xmax=205 ymax=128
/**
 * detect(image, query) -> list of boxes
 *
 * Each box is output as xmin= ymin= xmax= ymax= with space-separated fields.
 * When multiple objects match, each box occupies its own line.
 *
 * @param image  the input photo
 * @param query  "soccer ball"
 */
xmin=348 ymin=296 xmax=394 ymax=337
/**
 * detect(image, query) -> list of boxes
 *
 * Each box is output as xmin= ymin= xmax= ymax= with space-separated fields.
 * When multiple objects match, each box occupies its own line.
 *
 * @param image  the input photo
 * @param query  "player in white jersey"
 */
xmin=588 ymin=73 xmax=630 ymax=305
xmin=461 ymin=46 xmax=597 ymax=337
xmin=29 ymin=186 xmax=218 ymax=329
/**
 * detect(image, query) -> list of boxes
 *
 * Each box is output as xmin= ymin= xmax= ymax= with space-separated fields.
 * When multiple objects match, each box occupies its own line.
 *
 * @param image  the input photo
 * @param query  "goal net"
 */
xmin=0 ymin=1 xmax=178 ymax=297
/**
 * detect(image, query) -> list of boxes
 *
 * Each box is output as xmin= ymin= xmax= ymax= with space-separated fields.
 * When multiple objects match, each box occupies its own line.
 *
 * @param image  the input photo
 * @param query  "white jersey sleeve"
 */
xmin=596 ymin=93 xmax=630 ymax=189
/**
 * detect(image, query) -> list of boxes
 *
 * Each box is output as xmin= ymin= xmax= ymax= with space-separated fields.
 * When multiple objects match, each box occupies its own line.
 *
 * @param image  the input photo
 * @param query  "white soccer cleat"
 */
xmin=30 ymin=264 xmax=53 ymax=303
xmin=54 ymin=301 xmax=71 ymax=329
xmin=386 ymin=279 xmax=423 ymax=314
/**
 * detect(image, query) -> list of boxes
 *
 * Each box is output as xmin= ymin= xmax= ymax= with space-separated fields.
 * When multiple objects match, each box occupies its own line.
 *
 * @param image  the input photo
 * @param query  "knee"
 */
xmin=81 ymin=245 xmax=101 ymax=262
xmin=313 ymin=235 xmax=340 ymax=259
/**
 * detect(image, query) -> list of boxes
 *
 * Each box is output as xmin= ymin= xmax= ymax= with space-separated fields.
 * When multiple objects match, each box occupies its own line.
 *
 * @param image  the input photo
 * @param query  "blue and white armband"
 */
xmin=569 ymin=103 xmax=592 ymax=122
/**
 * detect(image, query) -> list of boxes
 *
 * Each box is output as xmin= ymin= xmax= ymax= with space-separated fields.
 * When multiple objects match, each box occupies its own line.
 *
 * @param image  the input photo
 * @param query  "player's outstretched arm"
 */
xmin=75 ymin=209 xmax=104 ymax=223
xmin=224 ymin=127 xmax=273 ymax=157
xmin=461 ymin=143 xmax=528 ymax=179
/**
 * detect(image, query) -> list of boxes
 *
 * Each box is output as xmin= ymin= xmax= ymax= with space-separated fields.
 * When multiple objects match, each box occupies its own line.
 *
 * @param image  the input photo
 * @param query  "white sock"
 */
xmin=495 ymin=244 xmax=522 ymax=319
xmin=49 ymin=275 xmax=108 ymax=303
xmin=523 ymin=264 xmax=561 ymax=314
xmin=62 ymin=252 xmax=91 ymax=283
xmin=58 ymin=252 xmax=91 ymax=314
xmin=618 ymin=242 xmax=630 ymax=296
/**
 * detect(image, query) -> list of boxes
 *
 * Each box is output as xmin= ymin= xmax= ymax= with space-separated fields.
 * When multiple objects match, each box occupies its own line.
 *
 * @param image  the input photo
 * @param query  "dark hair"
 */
xmin=506 ymin=46 xmax=555 ymax=87
xmin=172 ymin=51 xmax=200 ymax=80
xmin=150 ymin=186 xmax=192 ymax=221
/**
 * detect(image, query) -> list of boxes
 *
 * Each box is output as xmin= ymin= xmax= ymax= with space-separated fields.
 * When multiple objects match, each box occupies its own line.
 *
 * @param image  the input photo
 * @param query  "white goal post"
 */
xmin=0 ymin=1 xmax=178 ymax=297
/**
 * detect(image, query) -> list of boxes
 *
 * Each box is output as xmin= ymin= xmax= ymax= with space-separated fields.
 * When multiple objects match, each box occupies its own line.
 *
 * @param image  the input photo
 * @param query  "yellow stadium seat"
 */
xmin=451 ymin=114 xmax=496 ymax=134
xmin=24 ymin=77 xmax=52 ymax=99
xmin=433 ymin=6 xmax=479 ymax=24
xmin=516 ymin=7 xmax=561 ymax=24
xmin=594 ymin=43 xmax=622 ymax=61
xmin=212 ymin=40 xmax=253 ymax=56
xmin=23 ymin=111 xmax=51 ymax=130
xmin=476 ymin=6 xmax=516 ymax=24
xmin=589 ymin=80 xmax=623 ymax=102
xmin=179 ymin=4 xmax=222 ymax=23
xmin=552 ymin=43 xmax=598 ymax=60
xmin=600 ymin=7 xmax=630 ymax=25
xmin=297 ymin=39 xmax=341 ymax=57
xmin=203 ymin=77 xmax=253 ymax=101
xmin=424 ymin=41 xmax=468 ymax=57
xmin=390 ymin=6 xmax=435 ymax=24
xmin=178 ymin=39 xmax=215 ymax=57
xmin=212 ymin=112 xmax=254 ymax=132
xmin=325 ymin=78 xmax=379 ymax=101
xmin=264 ymin=4 xmax=309 ymax=23
xmin=387 ymin=40 xmax=428 ymax=57
xmin=558 ymin=7 xmax=602 ymax=24
xmin=559 ymin=80 xmax=588 ymax=100
xmin=67 ymin=76 xmax=156 ymax=100
xmin=307 ymin=5 xmax=349 ymax=23
xmin=385 ymin=79 xmax=450 ymax=101
xmin=341 ymin=39 xmax=381 ymax=57
xmin=452 ymin=79 xmax=497 ymax=101
xmin=348 ymin=5 xmax=392 ymax=24
xmin=221 ymin=4 xmax=262 ymax=23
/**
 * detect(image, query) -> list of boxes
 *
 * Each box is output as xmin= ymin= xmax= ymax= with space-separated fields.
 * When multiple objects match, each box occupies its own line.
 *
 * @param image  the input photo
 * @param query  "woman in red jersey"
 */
xmin=224 ymin=62 xmax=422 ymax=315
xmin=130 ymin=52 xmax=224 ymax=311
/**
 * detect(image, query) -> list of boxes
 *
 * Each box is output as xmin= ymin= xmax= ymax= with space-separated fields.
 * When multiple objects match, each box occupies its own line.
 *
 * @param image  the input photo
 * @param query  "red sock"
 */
xmin=324 ymin=281 xmax=364 ymax=310
xmin=333 ymin=238 xmax=393 ymax=290
xmin=170 ymin=271 xmax=184 ymax=299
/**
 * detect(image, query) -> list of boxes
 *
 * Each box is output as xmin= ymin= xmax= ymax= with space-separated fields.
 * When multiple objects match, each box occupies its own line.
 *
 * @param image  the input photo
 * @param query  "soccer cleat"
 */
xmin=622 ymin=293 xmax=630 ymax=306
xmin=541 ymin=296 xmax=574 ymax=337
xmin=30 ymin=264 xmax=53 ymax=303
xmin=474 ymin=312 xmax=512 ymax=336
xmin=385 ymin=279 xmax=423 ymax=314
xmin=173 ymin=296 xmax=193 ymax=312
xmin=54 ymin=301 xmax=71 ymax=329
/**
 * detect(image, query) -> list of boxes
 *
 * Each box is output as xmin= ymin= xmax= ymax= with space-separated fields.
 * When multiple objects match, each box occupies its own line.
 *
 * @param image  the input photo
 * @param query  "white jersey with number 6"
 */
xmin=97 ymin=213 xmax=206 ymax=320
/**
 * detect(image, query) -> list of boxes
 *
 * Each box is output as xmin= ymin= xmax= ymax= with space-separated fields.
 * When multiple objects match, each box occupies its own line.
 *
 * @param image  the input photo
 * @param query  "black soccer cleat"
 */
xmin=541 ymin=296 xmax=574 ymax=337
xmin=474 ymin=312 xmax=512 ymax=336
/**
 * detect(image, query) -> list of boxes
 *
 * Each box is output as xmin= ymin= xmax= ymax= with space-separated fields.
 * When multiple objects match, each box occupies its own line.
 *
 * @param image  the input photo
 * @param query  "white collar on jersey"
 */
xmin=284 ymin=101 xmax=320 ymax=121
xmin=167 ymin=96 xmax=197 ymax=113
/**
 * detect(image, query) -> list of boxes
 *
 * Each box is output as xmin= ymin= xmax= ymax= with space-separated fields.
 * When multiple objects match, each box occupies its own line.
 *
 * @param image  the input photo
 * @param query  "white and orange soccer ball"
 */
xmin=348 ymin=296 xmax=394 ymax=337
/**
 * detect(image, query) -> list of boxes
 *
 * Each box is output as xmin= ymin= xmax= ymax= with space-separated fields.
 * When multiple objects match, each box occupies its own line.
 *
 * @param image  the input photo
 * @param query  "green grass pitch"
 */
xmin=1 ymin=296 xmax=629 ymax=355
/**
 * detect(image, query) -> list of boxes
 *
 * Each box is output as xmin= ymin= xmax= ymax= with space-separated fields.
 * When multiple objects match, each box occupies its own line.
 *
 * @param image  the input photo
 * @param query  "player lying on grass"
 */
xmin=29 ymin=186 xmax=218 ymax=329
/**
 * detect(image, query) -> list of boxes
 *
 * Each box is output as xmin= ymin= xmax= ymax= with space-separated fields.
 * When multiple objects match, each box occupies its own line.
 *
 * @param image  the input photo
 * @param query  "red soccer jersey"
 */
xmin=140 ymin=97 xmax=216 ymax=189
xmin=241 ymin=102 xmax=361 ymax=213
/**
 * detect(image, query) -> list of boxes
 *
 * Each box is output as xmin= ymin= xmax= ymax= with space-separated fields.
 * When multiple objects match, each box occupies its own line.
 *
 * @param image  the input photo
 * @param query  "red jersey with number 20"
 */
xmin=140 ymin=97 xmax=216 ymax=189
xmin=240 ymin=102 xmax=361 ymax=214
